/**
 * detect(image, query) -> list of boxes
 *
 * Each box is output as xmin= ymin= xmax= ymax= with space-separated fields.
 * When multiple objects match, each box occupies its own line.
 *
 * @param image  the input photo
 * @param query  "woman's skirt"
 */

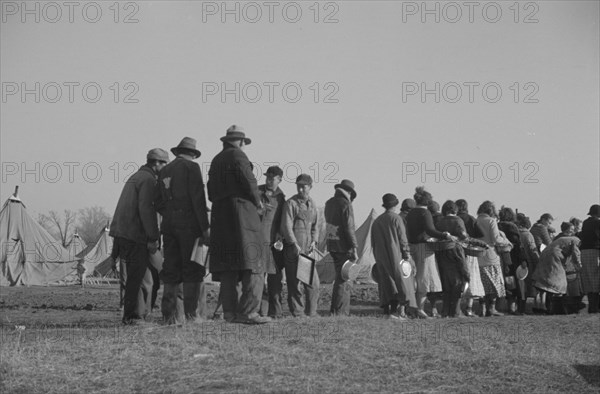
xmin=479 ymin=264 xmax=506 ymax=298
xmin=580 ymin=249 xmax=600 ymax=293
xmin=410 ymin=243 xmax=443 ymax=294
xmin=465 ymin=255 xmax=485 ymax=297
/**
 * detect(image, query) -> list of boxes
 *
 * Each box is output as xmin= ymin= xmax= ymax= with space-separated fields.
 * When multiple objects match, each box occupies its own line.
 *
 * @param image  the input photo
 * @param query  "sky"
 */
xmin=1 ymin=0 xmax=599 ymax=227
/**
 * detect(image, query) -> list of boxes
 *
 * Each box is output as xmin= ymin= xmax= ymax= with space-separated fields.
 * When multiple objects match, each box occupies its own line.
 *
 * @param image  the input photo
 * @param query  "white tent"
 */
xmin=76 ymin=226 xmax=113 ymax=277
xmin=0 ymin=190 xmax=79 ymax=286
xmin=66 ymin=232 xmax=87 ymax=260
xmin=316 ymin=208 xmax=378 ymax=284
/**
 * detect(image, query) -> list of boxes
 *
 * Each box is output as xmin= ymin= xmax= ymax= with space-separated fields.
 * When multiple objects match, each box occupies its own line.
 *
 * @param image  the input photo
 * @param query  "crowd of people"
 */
xmin=108 ymin=126 xmax=600 ymax=325
xmin=370 ymin=187 xmax=600 ymax=320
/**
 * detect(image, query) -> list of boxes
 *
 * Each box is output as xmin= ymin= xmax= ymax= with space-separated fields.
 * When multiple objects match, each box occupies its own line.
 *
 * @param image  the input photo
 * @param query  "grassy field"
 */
xmin=1 ymin=284 xmax=599 ymax=393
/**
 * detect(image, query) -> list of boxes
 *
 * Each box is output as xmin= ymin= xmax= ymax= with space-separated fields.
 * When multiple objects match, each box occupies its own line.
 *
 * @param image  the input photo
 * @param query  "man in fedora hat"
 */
xmin=208 ymin=125 xmax=270 ymax=324
xmin=110 ymin=148 xmax=169 ymax=325
xmin=258 ymin=166 xmax=286 ymax=319
xmin=155 ymin=137 xmax=210 ymax=325
xmin=371 ymin=193 xmax=414 ymax=320
xmin=324 ymin=179 xmax=358 ymax=316
xmin=280 ymin=174 xmax=320 ymax=317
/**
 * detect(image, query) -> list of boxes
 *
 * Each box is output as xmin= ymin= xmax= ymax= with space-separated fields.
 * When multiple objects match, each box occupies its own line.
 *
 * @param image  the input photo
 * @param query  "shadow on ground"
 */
xmin=573 ymin=364 xmax=600 ymax=387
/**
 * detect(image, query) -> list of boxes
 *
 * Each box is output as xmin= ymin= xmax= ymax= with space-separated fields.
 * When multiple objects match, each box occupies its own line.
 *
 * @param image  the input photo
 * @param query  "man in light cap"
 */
xmin=208 ymin=125 xmax=270 ymax=324
xmin=155 ymin=137 xmax=210 ymax=325
xmin=110 ymin=148 xmax=169 ymax=325
xmin=324 ymin=179 xmax=358 ymax=316
xmin=281 ymin=173 xmax=320 ymax=317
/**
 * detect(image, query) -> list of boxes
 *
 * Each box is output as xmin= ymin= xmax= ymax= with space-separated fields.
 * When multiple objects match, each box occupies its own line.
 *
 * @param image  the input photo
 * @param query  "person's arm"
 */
xmin=423 ymin=210 xmax=448 ymax=239
xmin=540 ymin=226 xmax=552 ymax=246
xmin=490 ymin=219 xmax=506 ymax=245
xmin=310 ymin=203 xmax=318 ymax=247
xmin=234 ymin=149 xmax=261 ymax=207
xmin=280 ymin=200 xmax=298 ymax=246
xmin=397 ymin=216 xmax=410 ymax=260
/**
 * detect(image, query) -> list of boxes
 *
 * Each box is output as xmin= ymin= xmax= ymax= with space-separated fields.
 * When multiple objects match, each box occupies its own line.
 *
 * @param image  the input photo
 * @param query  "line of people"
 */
xmin=370 ymin=186 xmax=600 ymax=320
xmin=109 ymin=126 xmax=360 ymax=325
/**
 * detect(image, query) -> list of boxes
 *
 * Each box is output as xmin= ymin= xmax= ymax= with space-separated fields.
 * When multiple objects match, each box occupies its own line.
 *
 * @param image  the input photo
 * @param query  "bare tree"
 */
xmin=77 ymin=206 xmax=111 ymax=245
xmin=37 ymin=210 xmax=77 ymax=247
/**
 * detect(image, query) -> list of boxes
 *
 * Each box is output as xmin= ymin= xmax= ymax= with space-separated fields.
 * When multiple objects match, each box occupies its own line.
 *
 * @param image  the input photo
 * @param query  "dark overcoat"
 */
xmin=154 ymin=157 xmax=210 ymax=237
xmin=259 ymin=184 xmax=285 ymax=274
xmin=207 ymin=144 xmax=265 ymax=273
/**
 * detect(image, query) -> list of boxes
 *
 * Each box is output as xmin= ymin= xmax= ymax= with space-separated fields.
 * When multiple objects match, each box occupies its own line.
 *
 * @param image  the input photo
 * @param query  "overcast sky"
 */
xmin=1 ymin=1 xmax=598 ymax=226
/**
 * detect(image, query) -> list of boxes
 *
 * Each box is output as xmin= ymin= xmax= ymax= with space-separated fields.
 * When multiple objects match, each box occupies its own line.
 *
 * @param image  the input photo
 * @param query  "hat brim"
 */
xmin=382 ymin=200 xmax=399 ymax=209
xmin=171 ymin=147 xmax=201 ymax=158
xmin=221 ymin=136 xmax=252 ymax=145
xmin=335 ymin=183 xmax=357 ymax=200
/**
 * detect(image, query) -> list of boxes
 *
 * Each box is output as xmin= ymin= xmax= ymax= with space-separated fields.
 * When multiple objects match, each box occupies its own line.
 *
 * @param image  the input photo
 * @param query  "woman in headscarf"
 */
xmin=498 ymin=206 xmax=522 ymax=314
xmin=516 ymin=213 xmax=541 ymax=314
xmin=405 ymin=187 xmax=453 ymax=318
xmin=555 ymin=222 xmax=584 ymax=314
xmin=476 ymin=201 xmax=510 ymax=317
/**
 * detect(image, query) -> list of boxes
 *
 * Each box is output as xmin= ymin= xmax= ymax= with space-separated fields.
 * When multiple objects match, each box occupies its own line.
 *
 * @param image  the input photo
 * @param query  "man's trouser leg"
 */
xmin=120 ymin=239 xmax=151 ymax=323
xmin=259 ymin=274 xmax=269 ymax=317
xmin=237 ymin=270 xmax=264 ymax=319
xmin=139 ymin=267 xmax=153 ymax=318
xmin=220 ymin=271 xmax=239 ymax=322
xmin=284 ymin=246 xmax=305 ymax=316
xmin=148 ymin=264 xmax=160 ymax=310
xmin=330 ymin=252 xmax=351 ymax=316
xmin=267 ymin=267 xmax=284 ymax=317
xmin=160 ymin=233 xmax=185 ymax=324
xmin=305 ymin=270 xmax=320 ymax=316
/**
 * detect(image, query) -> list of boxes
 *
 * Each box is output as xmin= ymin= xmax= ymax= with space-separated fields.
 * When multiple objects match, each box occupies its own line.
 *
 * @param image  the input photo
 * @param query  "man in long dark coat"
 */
xmin=208 ymin=125 xmax=270 ymax=324
xmin=155 ymin=137 xmax=210 ymax=324
xmin=110 ymin=148 xmax=169 ymax=325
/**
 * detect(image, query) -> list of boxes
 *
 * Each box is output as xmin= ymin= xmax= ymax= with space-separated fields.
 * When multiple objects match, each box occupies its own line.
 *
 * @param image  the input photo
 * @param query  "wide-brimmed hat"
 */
xmin=171 ymin=137 xmax=201 ymax=158
xmin=296 ymin=174 xmax=313 ymax=186
xmin=382 ymin=193 xmax=399 ymax=209
xmin=146 ymin=148 xmax=169 ymax=163
xmin=335 ymin=179 xmax=357 ymax=200
xmin=587 ymin=204 xmax=600 ymax=216
xmin=220 ymin=125 xmax=251 ymax=145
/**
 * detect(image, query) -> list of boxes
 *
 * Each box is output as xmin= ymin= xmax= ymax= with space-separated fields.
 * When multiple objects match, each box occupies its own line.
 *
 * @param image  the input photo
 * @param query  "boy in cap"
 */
xmin=258 ymin=166 xmax=286 ymax=318
xmin=110 ymin=148 xmax=169 ymax=325
xmin=280 ymin=174 xmax=320 ymax=317
xmin=155 ymin=137 xmax=210 ymax=325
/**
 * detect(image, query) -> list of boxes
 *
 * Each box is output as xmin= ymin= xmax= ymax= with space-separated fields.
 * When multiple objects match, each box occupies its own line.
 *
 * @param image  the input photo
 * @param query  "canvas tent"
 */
xmin=66 ymin=232 xmax=87 ymax=260
xmin=77 ymin=226 xmax=113 ymax=277
xmin=0 ymin=191 xmax=79 ymax=286
xmin=316 ymin=208 xmax=378 ymax=284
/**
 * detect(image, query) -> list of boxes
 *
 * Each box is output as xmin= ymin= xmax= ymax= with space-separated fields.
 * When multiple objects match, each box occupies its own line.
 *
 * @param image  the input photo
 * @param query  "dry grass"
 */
xmin=1 ymin=285 xmax=599 ymax=393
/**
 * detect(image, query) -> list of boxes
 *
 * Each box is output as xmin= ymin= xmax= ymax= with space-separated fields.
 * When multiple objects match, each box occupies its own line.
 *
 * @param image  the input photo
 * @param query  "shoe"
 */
xmin=465 ymin=308 xmax=477 ymax=318
xmin=489 ymin=309 xmax=504 ymax=317
xmin=233 ymin=314 xmax=272 ymax=324
xmin=431 ymin=309 xmax=441 ymax=318
xmin=416 ymin=309 xmax=429 ymax=319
